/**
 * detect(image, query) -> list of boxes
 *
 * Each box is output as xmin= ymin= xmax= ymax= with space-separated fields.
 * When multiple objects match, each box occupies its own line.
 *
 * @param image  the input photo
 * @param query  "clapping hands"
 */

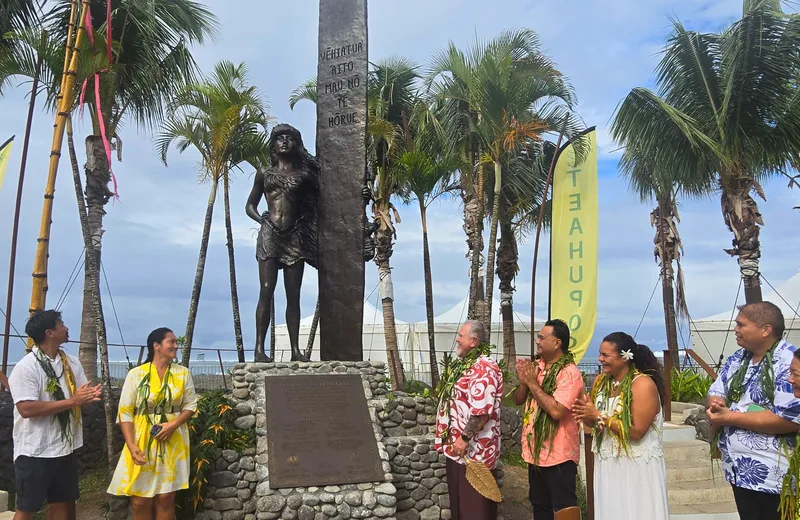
xmin=71 ymin=382 xmax=102 ymax=406
xmin=516 ymin=358 xmax=540 ymax=388
xmin=572 ymin=393 xmax=601 ymax=428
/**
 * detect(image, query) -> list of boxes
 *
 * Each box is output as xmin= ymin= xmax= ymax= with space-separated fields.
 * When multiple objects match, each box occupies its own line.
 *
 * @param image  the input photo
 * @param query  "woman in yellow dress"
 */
xmin=108 ymin=327 xmax=198 ymax=519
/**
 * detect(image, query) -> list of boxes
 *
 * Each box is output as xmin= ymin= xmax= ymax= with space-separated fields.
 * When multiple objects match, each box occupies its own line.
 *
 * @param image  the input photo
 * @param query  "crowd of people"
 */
xmin=0 ymin=301 xmax=798 ymax=520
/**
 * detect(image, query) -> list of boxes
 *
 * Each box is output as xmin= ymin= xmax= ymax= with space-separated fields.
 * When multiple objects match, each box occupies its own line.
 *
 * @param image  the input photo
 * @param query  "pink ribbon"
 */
xmin=81 ymin=6 xmax=119 ymax=199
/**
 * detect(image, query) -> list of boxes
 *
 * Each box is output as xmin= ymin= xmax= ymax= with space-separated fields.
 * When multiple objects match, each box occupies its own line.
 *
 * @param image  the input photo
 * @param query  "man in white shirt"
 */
xmin=9 ymin=310 xmax=101 ymax=520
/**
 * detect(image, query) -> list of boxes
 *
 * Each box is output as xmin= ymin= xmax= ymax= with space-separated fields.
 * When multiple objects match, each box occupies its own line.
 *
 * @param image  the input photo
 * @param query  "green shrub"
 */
xmin=671 ymin=368 xmax=713 ymax=403
xmin=175 ymin=389 xmax=255 ymax=519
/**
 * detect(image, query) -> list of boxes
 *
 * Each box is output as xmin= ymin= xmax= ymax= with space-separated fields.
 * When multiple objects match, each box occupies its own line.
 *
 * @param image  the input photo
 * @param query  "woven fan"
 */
xmin=465 ymin=458 xmax=502 ymax=502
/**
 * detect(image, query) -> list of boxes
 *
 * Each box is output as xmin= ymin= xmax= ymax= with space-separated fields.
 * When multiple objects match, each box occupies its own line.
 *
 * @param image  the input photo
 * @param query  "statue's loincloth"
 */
xmin=256 ymin=213 xmax=317 ymax=268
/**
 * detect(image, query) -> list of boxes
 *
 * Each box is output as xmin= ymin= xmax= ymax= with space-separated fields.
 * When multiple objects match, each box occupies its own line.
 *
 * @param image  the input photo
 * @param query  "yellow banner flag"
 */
xmin=549 ymin=127 xmax=598 ymax=363
xmin=0 ymin=136 xmax=13 ymax=192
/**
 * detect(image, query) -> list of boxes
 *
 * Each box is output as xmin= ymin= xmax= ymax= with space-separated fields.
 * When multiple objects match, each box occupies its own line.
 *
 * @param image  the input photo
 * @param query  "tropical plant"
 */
xmin=426 ymin=28 xmax=578 ymax=334
xmin=175 ymin=389 xmax=255 ymax=519
xmin=612 ymin=140 xmax=695 ymax=354
xmin=671 ymin=367 xmax=713 ymax=403
xmin=157 ymin=60 xmax=271 ymax=366
xmin=395 ymin=113 xmax=459 ymax=388
xmin=611 ymin=0 xmax=800 ymax=304
xmin=0 ymin=0 xmax=44 ymax=63
xmin=493 ymin=137 xmax=560 ymax=370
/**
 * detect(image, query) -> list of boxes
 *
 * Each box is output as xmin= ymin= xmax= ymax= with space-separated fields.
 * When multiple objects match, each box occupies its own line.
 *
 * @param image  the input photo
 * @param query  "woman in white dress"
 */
xmin=573 ymin=332 xmax=670 ymax=520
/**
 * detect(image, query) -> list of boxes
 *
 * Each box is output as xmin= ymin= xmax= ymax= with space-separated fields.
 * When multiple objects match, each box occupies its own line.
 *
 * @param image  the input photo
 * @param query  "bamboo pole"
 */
xmin=28 ymin=0 xmax=89 ymax=331
xmin=1 ymin=32 xmax=45 ymax=375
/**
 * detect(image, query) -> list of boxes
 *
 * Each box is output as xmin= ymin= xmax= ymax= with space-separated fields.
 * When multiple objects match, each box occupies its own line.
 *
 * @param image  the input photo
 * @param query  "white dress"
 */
xmin=592 ymin=386 xmax=670 ymax=520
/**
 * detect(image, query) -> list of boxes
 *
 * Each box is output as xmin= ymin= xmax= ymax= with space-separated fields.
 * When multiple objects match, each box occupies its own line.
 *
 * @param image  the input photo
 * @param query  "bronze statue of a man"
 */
xmin=246 ymin=124 xmax=317 ymax=362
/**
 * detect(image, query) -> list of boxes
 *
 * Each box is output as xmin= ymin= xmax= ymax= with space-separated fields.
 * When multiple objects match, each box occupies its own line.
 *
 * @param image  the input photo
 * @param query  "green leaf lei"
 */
xmin=779 ymin=434 xmax=800 ymax=520
xmin=434 ymin=343 xmax=494 ymax=444
xmin=524 ymin=350 xmax=576 ymax=465
xmin=33 ymin=348 xmax=75 ymax=445
xmin=711 ymin=340 xmax=780 ymax=456
xmin=724 ymin=341 xmax=779 ymax=407
xmin=135 ymin=362 xmax=174 ymax=460
xmin=590 ymin=367 xmax=641 ymax=456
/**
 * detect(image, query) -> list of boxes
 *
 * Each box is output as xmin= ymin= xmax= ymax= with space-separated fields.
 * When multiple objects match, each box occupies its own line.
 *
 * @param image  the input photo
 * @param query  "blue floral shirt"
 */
xmin=708 ymin=339 xmax=800 ymax=494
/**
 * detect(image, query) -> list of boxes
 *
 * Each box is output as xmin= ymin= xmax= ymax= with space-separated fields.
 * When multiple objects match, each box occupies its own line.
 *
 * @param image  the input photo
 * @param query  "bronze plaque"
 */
xmin=265 ymin=375 xmax=384 ymax=488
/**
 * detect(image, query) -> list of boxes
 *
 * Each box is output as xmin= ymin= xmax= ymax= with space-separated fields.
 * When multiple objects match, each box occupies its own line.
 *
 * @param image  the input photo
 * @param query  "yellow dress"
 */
xmin=107 ymin=362 xmax=198 ymax=497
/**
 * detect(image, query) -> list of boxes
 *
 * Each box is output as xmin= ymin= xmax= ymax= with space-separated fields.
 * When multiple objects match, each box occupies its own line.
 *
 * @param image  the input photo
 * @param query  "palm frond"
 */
xmin=289 ymin=77 xmax=317 ymax=109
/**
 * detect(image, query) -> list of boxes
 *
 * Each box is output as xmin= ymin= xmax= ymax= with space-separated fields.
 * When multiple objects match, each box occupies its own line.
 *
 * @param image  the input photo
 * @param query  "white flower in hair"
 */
xmin=620 ymin=349 xmax=634 ymax=361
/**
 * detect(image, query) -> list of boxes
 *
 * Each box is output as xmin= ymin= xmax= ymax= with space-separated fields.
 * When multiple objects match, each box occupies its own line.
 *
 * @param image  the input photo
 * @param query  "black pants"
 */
xmin=445 ymin=457 xmax=498 ymax=520
xmin=731 ymin=486 xmax=780 ymax=520
xmin=528 ymin=461 xmax=578 ymax=520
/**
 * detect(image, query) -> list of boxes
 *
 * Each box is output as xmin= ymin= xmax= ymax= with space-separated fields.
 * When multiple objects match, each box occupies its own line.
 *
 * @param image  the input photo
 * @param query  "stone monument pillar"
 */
xmin=316 ymin=0 xmax=368 ymax=361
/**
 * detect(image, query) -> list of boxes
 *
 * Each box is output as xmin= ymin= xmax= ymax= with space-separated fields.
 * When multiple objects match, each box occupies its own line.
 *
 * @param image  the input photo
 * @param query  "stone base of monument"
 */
xmin=217 ymin=361 xmax=397 ymax=520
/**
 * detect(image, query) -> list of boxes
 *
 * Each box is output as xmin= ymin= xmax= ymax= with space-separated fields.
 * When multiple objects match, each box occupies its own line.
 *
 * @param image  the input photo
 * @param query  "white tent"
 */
xmin=407 ymin=296 xmax=544 ymax=383
xmin=691 ymin=269 xmax=800 ymax=366
xmin=271 ymin=300 xmax=414 ymax=363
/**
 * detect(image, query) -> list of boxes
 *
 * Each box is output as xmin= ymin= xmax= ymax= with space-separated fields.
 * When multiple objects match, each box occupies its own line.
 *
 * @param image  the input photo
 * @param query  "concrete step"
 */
xmin=670 ymin=501 xmax=738 ymax=519
xmin=0 ymin=512 xmax=12 ymax=520
xmin=668 ymin=477 xmax=734 ymax=506
xmin=663 ymin=439 xmax=712 ymax=462
xmin=666 ymin=459 xmax=724 ymax=483
xmin=663 ymin=422 xmax=698 ymax=442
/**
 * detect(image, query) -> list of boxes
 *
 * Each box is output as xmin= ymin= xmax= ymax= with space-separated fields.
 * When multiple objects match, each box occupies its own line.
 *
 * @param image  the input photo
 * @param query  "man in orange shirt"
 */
xmin=515 ymin=319 xmax=583 ymax=520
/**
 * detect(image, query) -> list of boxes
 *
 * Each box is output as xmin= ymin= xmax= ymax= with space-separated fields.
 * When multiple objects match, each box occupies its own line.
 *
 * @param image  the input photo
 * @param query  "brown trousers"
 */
xmin=445 ymin=457 xmax=498 ymax=520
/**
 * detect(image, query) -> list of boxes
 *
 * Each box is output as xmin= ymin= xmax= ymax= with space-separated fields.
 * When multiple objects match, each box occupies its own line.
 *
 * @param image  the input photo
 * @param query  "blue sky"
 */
xmin=1 ymin=0 xmax=799 ymax=363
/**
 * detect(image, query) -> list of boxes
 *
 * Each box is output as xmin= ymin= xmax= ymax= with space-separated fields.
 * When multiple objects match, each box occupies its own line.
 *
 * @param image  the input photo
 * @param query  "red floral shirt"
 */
xmin=435 ymin=356 xmax=503 ymax=469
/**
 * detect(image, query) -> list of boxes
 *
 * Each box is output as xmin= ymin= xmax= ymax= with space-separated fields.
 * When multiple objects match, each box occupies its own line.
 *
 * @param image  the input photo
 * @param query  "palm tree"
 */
xmin=46 ymin=0 xmax=218 ymax=376
xmin=611 ymin=0 xmax=800 ymax=303
xmin=157 ymin=60 xmax=271 ymax=366
xmin=395 ymin=113 xmax=458 ymax=388
xmin=427 ymin=29 xmax=578 ymax=334
xmin=613 ymin=143 xmax=693 ymax=355
xmin=494 ymin=138 xmax=555 ymax=371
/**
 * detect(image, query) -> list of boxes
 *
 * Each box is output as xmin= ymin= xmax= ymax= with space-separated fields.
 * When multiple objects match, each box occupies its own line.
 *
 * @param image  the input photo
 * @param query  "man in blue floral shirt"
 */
xmin=707 ymin=302 xmax=800 ymax=520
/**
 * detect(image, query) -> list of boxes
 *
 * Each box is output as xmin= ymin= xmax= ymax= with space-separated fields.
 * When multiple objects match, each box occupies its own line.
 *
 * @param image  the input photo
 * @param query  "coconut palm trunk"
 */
xmin=654 ymin=198 xmax=679 ymax=353
xmin=721 ymin=179 xmax=763 ymax=303
xmin=222 ymin=173 xmax=245 ymax=362
xmin=374 ymin=221 xmax=405 ymax=389
xmin=182 ymin=179 xmax=218 ymax=366
xmin=78 ymin=136 xmax=113 ymax=380
xmin=464 ymin=162 xmax=485 ymax=321
xmin=497 ymin=215 xmax=518 ymax=373
xmin=483 ymin=160 xmax=503 ymax=334
xmin=418 ymin=199 xmax=440 ymax=387
xmin=66 ymin=118 xmax=116 ymax=469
